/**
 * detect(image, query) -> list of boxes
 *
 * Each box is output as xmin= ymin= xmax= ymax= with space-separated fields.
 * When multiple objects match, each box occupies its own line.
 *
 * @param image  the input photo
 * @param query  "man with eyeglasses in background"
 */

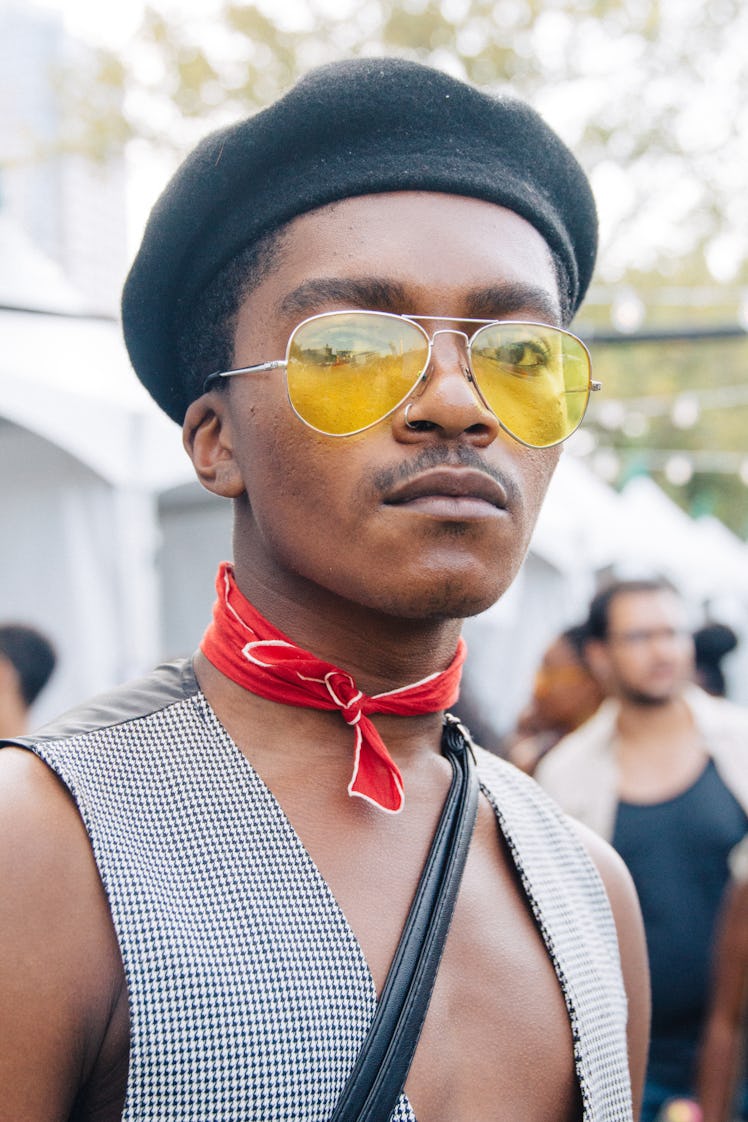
xmin=0 ymin=59 xmax=648 ymax=1121
xmin=537 ymin=577 xmax=748 ymax=1122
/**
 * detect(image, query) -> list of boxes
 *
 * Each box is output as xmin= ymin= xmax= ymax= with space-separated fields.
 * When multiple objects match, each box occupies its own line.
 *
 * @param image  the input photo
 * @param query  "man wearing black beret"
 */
xmin=0 ymin=58 xmax=648 ymax=1121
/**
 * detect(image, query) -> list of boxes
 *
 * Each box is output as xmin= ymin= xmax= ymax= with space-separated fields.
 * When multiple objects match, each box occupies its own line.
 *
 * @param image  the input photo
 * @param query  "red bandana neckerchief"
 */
xmin=200 ymin=562 xmax=466 ymax=814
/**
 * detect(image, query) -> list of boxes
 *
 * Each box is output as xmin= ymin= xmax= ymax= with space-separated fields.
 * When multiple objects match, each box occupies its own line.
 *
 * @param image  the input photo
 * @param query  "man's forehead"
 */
xmin=249 ymin=192 xmax=562 ymax=323
xmin=611 ymin=588 xmax=684 ymax=621
xmin=281 ymin=189 xmax=554 ymax=254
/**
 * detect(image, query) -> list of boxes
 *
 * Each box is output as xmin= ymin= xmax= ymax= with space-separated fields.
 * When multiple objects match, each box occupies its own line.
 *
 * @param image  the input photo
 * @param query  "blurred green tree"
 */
xmin=59 ymin=0 xmax=747 ymax=284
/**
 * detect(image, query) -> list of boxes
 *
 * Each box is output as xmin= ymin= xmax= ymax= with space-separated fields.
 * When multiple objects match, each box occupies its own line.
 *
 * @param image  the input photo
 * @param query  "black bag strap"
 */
xmin=329 ymin=715 xmax=480 ymax=1122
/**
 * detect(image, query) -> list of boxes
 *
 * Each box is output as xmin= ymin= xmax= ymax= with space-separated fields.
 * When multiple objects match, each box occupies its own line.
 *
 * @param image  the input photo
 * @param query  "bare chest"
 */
xmin=309 ymin=796 xmax=581 ymax=1122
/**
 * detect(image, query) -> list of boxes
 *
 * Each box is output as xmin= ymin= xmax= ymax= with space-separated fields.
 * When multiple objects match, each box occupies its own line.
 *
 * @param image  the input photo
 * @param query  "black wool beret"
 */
xmin=122 ymin=56 xmax=598 ymax=423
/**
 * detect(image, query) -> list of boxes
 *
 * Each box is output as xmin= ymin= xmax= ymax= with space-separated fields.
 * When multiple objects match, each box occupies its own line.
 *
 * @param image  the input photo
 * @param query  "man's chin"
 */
xmin=622 ymin=687 xmax=678 ymax=707
xmin=375 ymin=567 xmax=516 ymax=622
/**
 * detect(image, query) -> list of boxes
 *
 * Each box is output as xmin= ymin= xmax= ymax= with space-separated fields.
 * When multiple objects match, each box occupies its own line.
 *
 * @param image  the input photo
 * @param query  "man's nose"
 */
xmin=399 ymin=329 xmax=501 ymax=442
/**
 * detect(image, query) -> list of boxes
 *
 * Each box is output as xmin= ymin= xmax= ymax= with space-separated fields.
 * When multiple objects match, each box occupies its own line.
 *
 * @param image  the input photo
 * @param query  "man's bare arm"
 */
xmin=0 ymin=748 xmax=125 ymax=1122
xmin=572 ymin=820 xmax=651 ymax=1122
xmin=697 ymin=879 xmax=748 ymax=1122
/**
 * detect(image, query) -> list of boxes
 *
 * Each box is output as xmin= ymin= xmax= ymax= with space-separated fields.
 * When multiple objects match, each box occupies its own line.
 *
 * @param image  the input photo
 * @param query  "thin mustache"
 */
xmin=371 ymin=446 xmax=519 ymax=507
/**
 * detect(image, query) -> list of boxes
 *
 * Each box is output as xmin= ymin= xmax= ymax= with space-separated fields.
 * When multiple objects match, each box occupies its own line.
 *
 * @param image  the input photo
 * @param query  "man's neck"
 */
xmin=193 ymin=649 xmax=451 ymax=816
xmin=231 ymin=557 xmax=466 ymax=697
xmin=615 ymin=692 xmax=691 ymax=747
xmin=614 ymin=691 xmax=708 ymax=803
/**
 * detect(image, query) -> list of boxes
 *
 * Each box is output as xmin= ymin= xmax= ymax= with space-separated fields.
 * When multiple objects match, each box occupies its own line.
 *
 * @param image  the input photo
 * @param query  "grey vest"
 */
xmin=15 ymin=659 xmax=632 ymax=1121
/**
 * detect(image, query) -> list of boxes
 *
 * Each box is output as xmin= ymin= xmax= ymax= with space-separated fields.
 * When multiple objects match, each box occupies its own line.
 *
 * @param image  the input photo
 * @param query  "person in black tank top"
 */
xmin=537 ymin=578 xmax=748 ymax=1122
xmin=614 ymin=760 xmax=748 ymax=1115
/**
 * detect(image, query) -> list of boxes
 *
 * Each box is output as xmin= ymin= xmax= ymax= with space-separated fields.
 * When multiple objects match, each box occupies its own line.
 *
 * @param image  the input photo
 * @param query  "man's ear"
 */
xmin=183 ymin=392 xmax=246 ymax=498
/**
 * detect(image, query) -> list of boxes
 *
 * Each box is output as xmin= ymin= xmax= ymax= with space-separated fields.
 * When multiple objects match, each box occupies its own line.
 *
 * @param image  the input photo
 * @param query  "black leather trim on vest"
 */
xmin=4 ymin=657 xmax=200 ymax=747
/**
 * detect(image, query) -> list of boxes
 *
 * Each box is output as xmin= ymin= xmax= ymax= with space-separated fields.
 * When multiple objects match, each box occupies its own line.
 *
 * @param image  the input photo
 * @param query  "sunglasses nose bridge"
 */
xmin=406 ymin=326 xmax=498 ymax=435
xmin=425 ymin=327 xmax=473 ymax=381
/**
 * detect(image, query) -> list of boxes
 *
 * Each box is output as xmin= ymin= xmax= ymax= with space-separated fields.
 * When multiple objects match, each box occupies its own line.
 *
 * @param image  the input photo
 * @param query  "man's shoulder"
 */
xmin=474 ymin=742 xmax=559 ymax=804
xmin=472 ymin=744 xmax=628 ymax=967
xmin=687 ymin=684 xmax=748 ymax=745
xmin=0 ymin=745 xmax=128 ymax=1119
xmin=535 ymin=701 xmax=619 ymax=781
xmin=473 ymin=743 xmax=593 ymax=849
xmin=532 ymin=705 xmax=622 ymax=839
xmin=0 ymin=746 xmax=98 ymax=903
xmin=687 ymin=686 xmax=748 ymax=816
xmin=3 ymin=657 xmax=199 ymax=755
xmin=0 ymin=657 xmax=201 ymax=865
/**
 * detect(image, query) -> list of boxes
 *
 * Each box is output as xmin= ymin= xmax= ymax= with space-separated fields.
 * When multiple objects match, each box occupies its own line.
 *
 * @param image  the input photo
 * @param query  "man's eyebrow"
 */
xmin=466 ymin=283 xmax=562 ymax=324
xmin=279 ymin=278 xmax=409 ymax=319
xmin=278 ymin=277 xmax=562 ymax=324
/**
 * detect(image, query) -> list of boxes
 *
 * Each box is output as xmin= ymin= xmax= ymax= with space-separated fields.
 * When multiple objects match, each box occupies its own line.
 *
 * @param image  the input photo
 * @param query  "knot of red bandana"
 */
xmin=200 ymin=563 xmax=466 ymax=813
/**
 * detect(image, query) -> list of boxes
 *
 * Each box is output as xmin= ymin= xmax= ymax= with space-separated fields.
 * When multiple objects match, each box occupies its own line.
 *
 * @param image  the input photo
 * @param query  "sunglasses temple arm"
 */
xmin=203 ymin=360 xmax=287 ymax=391
xmin=564 ymin=382 xmax=602 ymax=394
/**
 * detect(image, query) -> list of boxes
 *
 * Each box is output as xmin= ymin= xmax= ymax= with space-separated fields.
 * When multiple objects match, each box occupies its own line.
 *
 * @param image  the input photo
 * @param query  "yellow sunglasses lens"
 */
xmin=470 ymin=323 xmax=591 ymax=447
xmin=284 ymin=313 xmax=591 ymax=445
xmin=286 ymin=312 xmax=427 ymax=435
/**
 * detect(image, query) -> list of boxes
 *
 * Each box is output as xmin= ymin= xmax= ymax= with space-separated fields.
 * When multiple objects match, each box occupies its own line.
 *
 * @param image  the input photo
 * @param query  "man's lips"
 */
xmin=382 ymin=468 xmax=509 ymax=510
xmin=648 ymin=663 xmax=680 ymax=679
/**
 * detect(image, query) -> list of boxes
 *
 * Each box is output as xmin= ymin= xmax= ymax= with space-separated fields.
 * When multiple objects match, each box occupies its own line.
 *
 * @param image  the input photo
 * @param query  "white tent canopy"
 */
xmin=0 ymin=214 xmax=91 ymax=315
xmin=617 ymin=476 xmax=748 ymax=605
xmin=0 ymin=220 xmax=199 ymax=722
xmin=2 ymin=307 xmax=190 ymax=491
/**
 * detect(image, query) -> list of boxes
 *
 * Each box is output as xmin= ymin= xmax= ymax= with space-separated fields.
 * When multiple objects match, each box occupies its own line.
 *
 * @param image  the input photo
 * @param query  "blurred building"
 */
xmin=0 ymin=2 xmax=127 ymax=315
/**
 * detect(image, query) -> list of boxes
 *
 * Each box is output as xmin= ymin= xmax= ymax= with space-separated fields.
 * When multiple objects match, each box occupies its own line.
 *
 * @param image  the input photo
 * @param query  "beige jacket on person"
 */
xmin=534 ymin=685 xmax=748 ymax=842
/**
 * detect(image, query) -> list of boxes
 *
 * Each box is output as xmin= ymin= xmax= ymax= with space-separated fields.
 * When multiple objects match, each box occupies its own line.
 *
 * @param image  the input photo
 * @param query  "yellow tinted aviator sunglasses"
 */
xmin=203 ymin=310 xmax=600 ymax=448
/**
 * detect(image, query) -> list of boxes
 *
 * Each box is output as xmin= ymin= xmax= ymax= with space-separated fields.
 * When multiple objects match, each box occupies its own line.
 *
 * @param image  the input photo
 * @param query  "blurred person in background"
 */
xmin=696 ymin=834 xmax=748 ymax=1122
xmin=505 ymin=623 xmax=605 ymax=775
xmin=0 ymin=623 xmax=57 ymax=738
xmin=693 ymin=623 xmax=738 ymax=699
xmin=536 ymin=577 xmax=748 ymax=1122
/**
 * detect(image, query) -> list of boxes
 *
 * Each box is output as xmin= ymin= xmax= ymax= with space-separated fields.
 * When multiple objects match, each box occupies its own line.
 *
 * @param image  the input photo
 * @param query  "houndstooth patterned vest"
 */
xmin=17 ymin=658 xmax=632 ymax=1121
